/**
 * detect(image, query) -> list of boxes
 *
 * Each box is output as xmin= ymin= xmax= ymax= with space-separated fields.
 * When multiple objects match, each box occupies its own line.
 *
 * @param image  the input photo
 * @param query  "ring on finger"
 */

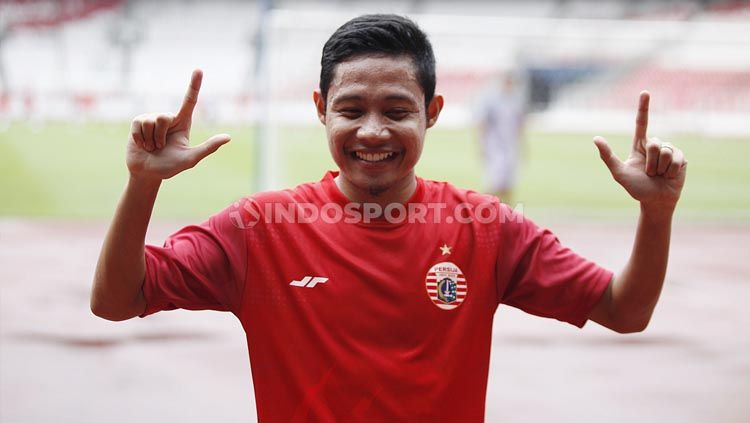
xmin=659 ymin=142 xmax=674 ymax=153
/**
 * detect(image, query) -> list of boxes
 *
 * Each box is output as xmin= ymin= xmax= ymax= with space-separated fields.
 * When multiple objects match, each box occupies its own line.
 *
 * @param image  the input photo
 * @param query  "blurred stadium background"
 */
xmin=1 ymin=1 xmax=749 ymax=422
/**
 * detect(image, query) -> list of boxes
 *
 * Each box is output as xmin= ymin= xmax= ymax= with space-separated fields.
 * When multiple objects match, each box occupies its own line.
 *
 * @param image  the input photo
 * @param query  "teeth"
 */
xmin=355 ymin=151 xmax=395 ymax=162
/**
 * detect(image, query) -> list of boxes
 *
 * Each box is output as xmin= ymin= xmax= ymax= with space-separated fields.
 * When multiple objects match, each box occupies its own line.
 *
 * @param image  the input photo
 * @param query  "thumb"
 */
xmin=187 ymin=133 xmax=231 ymax=166
xmin=593 ymin=136 xmax=623 ymax=175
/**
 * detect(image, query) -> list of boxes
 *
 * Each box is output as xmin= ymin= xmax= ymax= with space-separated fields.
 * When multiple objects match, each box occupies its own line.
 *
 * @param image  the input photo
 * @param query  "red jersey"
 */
xmin=141 ymin=171 xmax=612 ymax=422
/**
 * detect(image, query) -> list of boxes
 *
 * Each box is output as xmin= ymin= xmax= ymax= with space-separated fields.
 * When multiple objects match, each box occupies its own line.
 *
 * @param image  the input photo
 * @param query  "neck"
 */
xmin=334 ymin=173 xmax=417 ymax=209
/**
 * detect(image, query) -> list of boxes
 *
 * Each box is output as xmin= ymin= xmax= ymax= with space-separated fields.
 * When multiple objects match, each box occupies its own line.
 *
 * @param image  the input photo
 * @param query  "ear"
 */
xmin=426 ymin=94 xmax=444 ymax=129
xmin=313 ymin=90 xmax=326 ymax=125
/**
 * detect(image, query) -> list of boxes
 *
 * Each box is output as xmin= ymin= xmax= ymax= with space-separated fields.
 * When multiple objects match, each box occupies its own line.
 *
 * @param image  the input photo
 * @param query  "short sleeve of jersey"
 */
xmin=139 ymin=203 xmax=248 ymax=317
xmin=496 ymin=205 xmax=613 ymax=328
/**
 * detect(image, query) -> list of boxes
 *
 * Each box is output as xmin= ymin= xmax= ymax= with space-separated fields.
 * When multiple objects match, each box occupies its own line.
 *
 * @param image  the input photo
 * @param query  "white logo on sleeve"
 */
xmin=290 ymin=276 xmax=329 ymax=288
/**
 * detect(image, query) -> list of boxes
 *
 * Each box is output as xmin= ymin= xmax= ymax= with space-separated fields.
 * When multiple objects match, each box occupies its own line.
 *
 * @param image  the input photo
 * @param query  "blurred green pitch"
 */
xmin=1 ymin=122 xmax=748 ymax=221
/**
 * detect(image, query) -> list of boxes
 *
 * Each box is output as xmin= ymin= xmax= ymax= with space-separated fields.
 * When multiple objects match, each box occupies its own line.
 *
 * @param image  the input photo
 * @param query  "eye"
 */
xmin=386 ymin=109 xmax=410 ymax=120
xmin=339 ymin=109 xmax=362 ymax=119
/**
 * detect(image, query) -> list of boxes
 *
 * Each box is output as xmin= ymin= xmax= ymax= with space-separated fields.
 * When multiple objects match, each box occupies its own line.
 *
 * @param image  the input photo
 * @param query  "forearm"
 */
xmin=589 ymin=91 xmax=686 ymax=333
xmin=91 ymin=175 xmax=161 ymax=321
xmin=611 ymin=204 xmax=674 ymax=330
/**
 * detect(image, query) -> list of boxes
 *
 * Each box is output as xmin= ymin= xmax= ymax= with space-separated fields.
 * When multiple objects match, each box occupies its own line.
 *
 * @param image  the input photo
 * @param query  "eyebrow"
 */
xmin=331 ymin=93 xmax=418 ymax=105
xmin=384 ymin=94 xmax=418 ymax=103
xmin=330 ymin=94 xmax=362 ymax=105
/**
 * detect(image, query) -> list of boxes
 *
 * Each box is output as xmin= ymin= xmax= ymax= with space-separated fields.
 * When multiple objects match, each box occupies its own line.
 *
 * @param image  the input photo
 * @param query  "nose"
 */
xmin=356 ymin=114 xmax=390 ymax=142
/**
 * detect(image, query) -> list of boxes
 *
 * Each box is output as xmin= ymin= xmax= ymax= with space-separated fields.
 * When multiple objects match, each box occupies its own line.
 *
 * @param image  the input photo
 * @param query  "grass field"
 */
xmin=1 ymin=121 xmax=748 ymax=221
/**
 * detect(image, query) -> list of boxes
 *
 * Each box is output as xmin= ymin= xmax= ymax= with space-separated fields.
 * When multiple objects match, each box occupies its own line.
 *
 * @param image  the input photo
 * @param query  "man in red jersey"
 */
xmin=91 ymin=14 xmax=687 ymax=422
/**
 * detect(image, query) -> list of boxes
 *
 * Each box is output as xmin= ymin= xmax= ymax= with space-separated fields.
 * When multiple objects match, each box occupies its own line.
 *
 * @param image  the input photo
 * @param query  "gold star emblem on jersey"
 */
xmin=440 ymin=244 xmax=452 ymax=255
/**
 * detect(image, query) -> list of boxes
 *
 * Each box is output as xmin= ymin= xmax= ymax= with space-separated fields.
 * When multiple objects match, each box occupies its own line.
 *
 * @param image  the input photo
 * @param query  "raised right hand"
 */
xmin=593 ymin=91 xmax=686 ymax=211
xmin=126 ymin=69 xmax=231 ymax=181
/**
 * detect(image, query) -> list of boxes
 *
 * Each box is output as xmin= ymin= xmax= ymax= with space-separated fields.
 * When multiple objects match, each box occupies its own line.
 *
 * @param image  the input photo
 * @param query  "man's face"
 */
xmin=314 ymin=55 xmax=442 ymax=200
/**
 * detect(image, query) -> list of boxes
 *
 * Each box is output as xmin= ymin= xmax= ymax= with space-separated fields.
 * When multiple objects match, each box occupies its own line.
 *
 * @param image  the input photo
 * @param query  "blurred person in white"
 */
xmin=478 ymin=68 xmax=528 ymax=204
xmin=90 ymin=14 xmax=687 ymax=422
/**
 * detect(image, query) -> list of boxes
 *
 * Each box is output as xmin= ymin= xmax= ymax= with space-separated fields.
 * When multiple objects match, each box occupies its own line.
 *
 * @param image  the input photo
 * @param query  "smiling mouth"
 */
xmin=351 ymin=151 xmax=400 ymax=163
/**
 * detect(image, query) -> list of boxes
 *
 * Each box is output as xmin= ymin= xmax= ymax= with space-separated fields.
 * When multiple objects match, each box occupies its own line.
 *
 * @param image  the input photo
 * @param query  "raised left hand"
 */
xmin=593 ymin=91 xmax=687 ymax=210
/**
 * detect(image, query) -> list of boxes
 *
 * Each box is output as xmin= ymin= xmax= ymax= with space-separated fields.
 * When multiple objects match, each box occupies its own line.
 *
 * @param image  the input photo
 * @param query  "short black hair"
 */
xmin=319 ymin=14 xmax=436 ymax=108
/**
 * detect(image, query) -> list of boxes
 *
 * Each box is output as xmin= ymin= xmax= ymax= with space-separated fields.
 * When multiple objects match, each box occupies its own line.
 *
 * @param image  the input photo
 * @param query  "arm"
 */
xmin=588 ymin=91 xmax=687 ymax=333
xmin=90 ymin=70 xmax=231 ymax=321
xmin=90 ymin=176 xmax=159 ymax=321
xmin=590 ymin=205 xmax=673 ymax=333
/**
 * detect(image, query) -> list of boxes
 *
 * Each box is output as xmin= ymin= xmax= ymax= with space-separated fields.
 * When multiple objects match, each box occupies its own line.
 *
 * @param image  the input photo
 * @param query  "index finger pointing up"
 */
xmin=634 ymin=90 xmax=650 ymax=144
xmin=176 ymin=69 xmax=203 ymax=122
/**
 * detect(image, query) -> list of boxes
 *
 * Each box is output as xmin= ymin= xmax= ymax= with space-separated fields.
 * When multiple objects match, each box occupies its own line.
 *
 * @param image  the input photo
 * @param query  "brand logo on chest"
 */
xmin=425 ymin=261 xmax=467 ymax=310
xmin=290 ymin=276 xmax=329 ymax=288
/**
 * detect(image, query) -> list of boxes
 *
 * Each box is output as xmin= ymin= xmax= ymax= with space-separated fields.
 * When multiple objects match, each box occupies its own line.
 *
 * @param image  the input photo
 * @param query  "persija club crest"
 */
xmin=425 ymin=262 xmax=467 ymax=310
